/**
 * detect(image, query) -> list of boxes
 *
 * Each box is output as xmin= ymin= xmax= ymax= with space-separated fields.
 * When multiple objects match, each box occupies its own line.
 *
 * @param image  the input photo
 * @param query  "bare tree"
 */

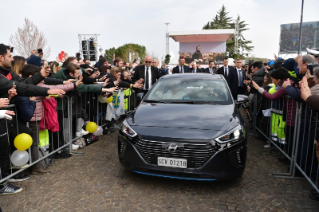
xmin=9 ymin=18 xmax=51 ymax=59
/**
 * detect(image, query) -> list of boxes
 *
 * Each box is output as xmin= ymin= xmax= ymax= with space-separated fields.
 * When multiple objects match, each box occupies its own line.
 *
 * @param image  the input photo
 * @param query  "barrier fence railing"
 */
xmin=252 ymin=92 xmax=319 ymax=194
xmin=0 ymin=89 xmax=138 ymax=184
xmin=0 ymin=95 xmax=72 ymax=184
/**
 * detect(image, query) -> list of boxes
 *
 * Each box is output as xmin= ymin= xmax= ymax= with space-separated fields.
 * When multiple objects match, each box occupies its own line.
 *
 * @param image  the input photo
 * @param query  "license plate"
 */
xmin=157 ymin=157 xmax=187 ymax=168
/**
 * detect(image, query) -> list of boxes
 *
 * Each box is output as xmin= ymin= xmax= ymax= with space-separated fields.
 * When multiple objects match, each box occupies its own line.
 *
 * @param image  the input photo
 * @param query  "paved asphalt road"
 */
xmin=1 ymin=113 xmax=319 ymax=211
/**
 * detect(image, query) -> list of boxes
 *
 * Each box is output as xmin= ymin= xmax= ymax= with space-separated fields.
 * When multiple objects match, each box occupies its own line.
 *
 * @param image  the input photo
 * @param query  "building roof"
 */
xmin=169 ymin=29 xmax=235 ymax=43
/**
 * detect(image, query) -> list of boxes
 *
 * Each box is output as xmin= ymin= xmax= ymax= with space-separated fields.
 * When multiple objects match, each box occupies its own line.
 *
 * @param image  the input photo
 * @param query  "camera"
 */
xmin=76 ymin=52 xmax=81 ymax=60
xmin=307 ymin=64 xmax=318 ymax=75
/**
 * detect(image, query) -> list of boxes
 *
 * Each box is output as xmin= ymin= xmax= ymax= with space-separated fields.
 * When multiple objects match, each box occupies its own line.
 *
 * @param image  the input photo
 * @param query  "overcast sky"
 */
xmin=1 ymin=0 xmax=319 ymax=63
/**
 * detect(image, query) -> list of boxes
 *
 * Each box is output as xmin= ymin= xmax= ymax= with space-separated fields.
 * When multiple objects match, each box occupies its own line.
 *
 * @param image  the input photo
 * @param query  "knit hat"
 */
xmin=270 ymin=68 xmax=290 ymax=80
xmin=281 ymin=58 xmax=296 ymax=71
xmin=27 ymin=55 xmax=43 ymax=67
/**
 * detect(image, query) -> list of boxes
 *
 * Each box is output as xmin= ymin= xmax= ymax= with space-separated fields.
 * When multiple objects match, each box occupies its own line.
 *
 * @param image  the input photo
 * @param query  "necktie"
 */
xmin=145 ymin=67 xmax=149 ymax=90
xmin=225 ymin=67 xmax=228 ymax=77
xmin=239 ymin=70 xmax=243 ymax=86
xmin=181 ymin=66 xmax=183 ymax=73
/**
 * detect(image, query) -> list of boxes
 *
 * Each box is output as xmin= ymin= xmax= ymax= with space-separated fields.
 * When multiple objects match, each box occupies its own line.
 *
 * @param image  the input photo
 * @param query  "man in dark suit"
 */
xmin=216 ymin=57 xmax=231 ymax=79
xmin=191 ymin=63 xmax=209 ymax=73
xmin=227 ymin=59 xmax=246 ymax=100
xmin=152 ymin=59 xmax=166 ymax=77
xmin=205 ymin=60 xmax=216 ymax=74
xmin=172 ymin=57 xmax=190 ymax=74
xmin=132 ymin=55 xmax=160 ymax=98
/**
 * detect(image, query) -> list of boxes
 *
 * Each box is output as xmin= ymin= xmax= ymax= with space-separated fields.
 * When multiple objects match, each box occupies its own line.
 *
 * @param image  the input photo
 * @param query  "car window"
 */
xmin=145 ymin=77 xmax=232 ymax=104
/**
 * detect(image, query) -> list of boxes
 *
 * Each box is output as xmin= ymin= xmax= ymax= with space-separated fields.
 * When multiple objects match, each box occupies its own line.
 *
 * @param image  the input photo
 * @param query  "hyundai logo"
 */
xmin=162 ymin=143 xmax=184 ymax=153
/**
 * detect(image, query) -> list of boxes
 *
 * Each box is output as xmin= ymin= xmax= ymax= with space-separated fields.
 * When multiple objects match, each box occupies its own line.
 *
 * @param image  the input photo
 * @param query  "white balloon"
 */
xmin=93 ymin=126 xmax=103 ymax=136
xmin=98 ymin=95 xmax=107 ymax=104
xmin=10 ymin=150 xmax=29 ymax=167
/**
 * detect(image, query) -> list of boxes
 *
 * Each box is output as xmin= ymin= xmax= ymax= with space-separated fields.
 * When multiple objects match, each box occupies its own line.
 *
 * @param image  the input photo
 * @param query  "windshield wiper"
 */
xmin=170 ymin=101 xmax=219 ymax=104
xmin=143 ymin=100 xmax=167 ymax=103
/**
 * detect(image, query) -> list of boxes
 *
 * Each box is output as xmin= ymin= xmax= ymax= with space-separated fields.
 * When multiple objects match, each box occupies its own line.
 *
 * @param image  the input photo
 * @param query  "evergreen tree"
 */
xmin=203 ymin=5 xmax=253 ymax=58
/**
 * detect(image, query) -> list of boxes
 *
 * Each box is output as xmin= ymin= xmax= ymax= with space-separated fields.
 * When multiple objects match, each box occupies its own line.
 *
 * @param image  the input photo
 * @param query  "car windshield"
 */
xmin=144 ymin=77 xmax=233 ymax=105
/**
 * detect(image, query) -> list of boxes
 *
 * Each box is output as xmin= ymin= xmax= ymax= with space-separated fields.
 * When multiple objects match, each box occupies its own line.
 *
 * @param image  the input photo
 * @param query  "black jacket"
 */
xmin=216 ymin=66 xmax=231 ymax=79
xmin=0 ymin=66 xmax=49 ymax=98
xmin=15 ymin=96 xmax=36 ymax=122
xmin=132 ymin=65 xmax=160 ymax=92
xmin=172 ymin=65 xmax=190 ymax=74
xmin=106 ymin=73 xmax=132 ymax=88
xmin=190 ymin=68 xmax=208 ymax=73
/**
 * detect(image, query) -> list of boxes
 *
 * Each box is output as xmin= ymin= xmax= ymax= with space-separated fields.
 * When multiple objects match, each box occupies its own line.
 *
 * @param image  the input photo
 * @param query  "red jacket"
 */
xmin=39 ymin=97 xmax=59 ymax=132
xmin=31 ymin=82 xmax=75 ymax=122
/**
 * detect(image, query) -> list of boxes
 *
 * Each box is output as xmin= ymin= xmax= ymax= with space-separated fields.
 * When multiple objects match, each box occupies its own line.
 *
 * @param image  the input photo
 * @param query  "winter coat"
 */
xmin=15 ymin=96 xmax=36 ymax=123
xmin=310 ymin=84 xmax=319 ymax=95
xmin=250 ymin=67 xmax=266 ymax=94
xmin=30 ymin=82 xmax=75 ymax=122
xmin=306 ymin=95 xmax=319 ymax=111
xmin=261 ymin=79 xmax=298 ymax=126
xmin=54 ymin=68 xmax=103 ymax=111
xmin=39 ymin=97 xmax=59 ymax=132
xmin=0 ymin=66 xmax=48 ymax=98
xmin=106 ymin=74 xmax=132 ymax=88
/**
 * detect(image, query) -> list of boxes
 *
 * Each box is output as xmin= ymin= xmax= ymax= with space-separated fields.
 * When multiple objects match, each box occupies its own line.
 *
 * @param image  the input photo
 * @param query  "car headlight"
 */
xmin=214 ymin=125 xmax=245 ymax=144
xmin=121 ymin=120 xmax=137 ymax=137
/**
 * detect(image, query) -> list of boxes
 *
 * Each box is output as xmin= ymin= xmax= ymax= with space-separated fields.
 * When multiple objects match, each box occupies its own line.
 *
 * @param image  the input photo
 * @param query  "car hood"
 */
xmin=127 ymin=103 xmax=240 ymax=132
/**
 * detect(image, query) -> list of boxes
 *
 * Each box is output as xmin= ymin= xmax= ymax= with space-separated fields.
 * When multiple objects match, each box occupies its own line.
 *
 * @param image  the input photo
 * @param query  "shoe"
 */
xmin=54 ymin=152 xmax=72 ymax=159
xmin=75 ymin=129 xmax=89 ymax=137
xmin=72 ymin=144 xmax=79 ymax=150
xmin=0 ymin=182 xmax=23 ymax=195
xmin=103 ymin=128 xmax=109 ymax=135
xmin=264 ymin=144 xmax=271 ymax=148
xmin=110 ymin=123 xmax=120 ymax=130
xmin=49 ymin=157 xmax=55 ymax=165
xmin=279 ymin=140 xmax=287 ymax=145
xmin=81 ymin=129 xmax=89 ymax=135
xmin=31 ymin=167 xmax=50 ymax=175
xmin=7 ymin=172 xmax=30 ymax=182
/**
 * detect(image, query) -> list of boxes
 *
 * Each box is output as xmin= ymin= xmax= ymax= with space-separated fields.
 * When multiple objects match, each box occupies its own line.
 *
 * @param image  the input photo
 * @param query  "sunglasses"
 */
xmin=145 ymin=61 xmax=152 ymax=63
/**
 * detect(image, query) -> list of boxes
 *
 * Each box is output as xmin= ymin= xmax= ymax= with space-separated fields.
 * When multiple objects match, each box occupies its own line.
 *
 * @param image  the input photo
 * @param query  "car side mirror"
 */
xmin=236 ymin=95 xmax=249 ymax=104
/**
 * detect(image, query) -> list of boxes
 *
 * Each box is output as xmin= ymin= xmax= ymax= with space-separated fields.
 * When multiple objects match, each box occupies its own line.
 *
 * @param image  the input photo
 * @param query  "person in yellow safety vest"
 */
xmin=124 ymin=88 xmax=132 ymax=111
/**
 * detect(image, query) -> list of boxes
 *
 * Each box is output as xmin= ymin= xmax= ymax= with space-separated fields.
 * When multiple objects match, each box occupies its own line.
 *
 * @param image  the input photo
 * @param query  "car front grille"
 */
xmin=134 ymin=139 xmax=219 ymax=168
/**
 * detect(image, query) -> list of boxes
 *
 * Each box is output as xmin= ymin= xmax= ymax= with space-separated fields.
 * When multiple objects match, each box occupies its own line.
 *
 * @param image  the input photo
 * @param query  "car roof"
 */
xmin=161 ymin=74 xmax=224 ymax=80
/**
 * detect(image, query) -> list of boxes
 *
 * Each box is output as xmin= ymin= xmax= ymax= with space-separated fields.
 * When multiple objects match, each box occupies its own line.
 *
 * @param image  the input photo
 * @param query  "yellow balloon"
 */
xmin=14 ymin=133 xmax=33 ymax=151
xmin=106 ymin=96 xmax=113 ymax=104
xmin=86 ymin=122 xmax=97 ymax=133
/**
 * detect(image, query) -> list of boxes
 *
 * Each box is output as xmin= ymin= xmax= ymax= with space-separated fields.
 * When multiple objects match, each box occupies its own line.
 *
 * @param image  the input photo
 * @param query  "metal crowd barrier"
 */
xmin=68 ymin=87 xmax=137 ymax=153
xmin=0 ymin=96 xmax=73 ymax=184
xmin=252 ymin=92 xmax=319 ymax=194
xmin=0 ymin=85 xmax=139 ymax=184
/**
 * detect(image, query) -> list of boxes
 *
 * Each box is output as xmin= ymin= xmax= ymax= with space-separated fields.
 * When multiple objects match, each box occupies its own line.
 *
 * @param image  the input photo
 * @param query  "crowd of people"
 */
xmin=0 ymin=42 xmax=319 ymax=200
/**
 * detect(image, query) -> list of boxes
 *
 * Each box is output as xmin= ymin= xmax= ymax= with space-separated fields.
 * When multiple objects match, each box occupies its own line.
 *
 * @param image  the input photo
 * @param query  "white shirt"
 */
xmin=209 ymin=68 xmax=213 ymax=73
xmin=144 ymin=65 xmax=152 ymax=90
xmin=179 ymin=66 xmax=184 ymax=73
xmin=237 ymin=68 xmax=243 ymax=86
